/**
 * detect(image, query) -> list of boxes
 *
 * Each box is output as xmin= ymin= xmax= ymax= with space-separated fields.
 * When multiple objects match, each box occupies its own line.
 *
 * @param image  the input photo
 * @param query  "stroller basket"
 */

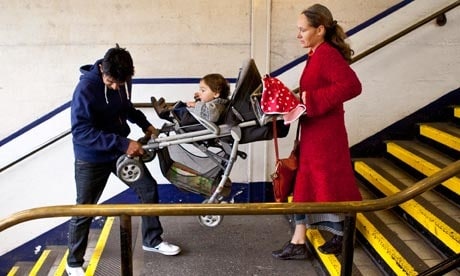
xmin=158 ymin=144 xmax=231 ymax=198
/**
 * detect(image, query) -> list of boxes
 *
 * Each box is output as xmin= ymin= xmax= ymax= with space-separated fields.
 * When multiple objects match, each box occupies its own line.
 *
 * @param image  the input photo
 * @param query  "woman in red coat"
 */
xmin=272 ymin=3 xmax=362 ymax=260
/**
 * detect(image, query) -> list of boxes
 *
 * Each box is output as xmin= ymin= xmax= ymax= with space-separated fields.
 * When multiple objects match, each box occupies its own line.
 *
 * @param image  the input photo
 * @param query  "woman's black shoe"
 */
xmin=318 ymin=235 xmax=343 ymax=255
xmin=272 ymin=242 xmax=308 ymax=260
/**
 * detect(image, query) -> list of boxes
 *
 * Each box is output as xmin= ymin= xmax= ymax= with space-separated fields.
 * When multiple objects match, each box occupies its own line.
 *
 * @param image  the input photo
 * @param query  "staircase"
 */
xmin=4 ymin=99 xmax=460 ymax=275
xmin=5 ymin=219 xmax=107 ymax=276
xmin=348 ymin=98 xmax=460 ymax=275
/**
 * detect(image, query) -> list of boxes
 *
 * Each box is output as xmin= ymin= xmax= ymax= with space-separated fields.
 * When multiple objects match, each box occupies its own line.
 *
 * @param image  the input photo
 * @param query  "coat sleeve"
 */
xmin=304 ymin=50 xmax=361 ymax=117
xmin=126 ymin=105 xmax=151 ymax=132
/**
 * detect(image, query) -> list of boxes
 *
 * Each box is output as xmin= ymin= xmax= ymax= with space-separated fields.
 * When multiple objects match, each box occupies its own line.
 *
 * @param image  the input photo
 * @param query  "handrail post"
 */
xmin=120 ymin=215 xmax=133 ymax=276
xmin=341 ymin=213 xmax=357 ymax=276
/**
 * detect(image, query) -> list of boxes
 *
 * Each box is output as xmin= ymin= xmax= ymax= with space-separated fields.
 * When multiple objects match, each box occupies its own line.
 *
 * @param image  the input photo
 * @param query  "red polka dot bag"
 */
xmin=261 ymin=75 xmax=305 ymax=124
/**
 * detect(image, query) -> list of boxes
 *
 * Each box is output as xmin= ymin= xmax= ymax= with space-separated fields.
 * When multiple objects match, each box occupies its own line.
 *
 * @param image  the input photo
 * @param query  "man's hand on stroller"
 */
xmin=126 ymin=140 xmax=145 ymax=157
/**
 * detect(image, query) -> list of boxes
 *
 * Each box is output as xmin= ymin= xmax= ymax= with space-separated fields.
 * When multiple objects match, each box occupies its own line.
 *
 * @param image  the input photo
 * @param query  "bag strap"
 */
xmin=272 ymin=117 xmax=300 ymax=161
xmin=272 ymin=117 xmax=280 ymax=160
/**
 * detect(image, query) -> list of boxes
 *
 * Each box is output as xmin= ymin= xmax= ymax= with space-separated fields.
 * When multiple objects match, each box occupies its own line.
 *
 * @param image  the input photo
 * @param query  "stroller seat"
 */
xmin=117 ymin=58 xmax=290 ymax=227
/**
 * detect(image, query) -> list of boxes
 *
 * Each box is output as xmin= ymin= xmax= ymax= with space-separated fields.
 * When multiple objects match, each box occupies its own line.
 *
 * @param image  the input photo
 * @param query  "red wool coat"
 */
xmin=293 ymin=42 xmax=362 ymax=203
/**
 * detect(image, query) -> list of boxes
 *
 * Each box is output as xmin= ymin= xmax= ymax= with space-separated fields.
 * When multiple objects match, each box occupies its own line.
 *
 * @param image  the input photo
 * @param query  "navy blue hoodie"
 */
xmin=70 ymin=59 xmax=151 ymax=163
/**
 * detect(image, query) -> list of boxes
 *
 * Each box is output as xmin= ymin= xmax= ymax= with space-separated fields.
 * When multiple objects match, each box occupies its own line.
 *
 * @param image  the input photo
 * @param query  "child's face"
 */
xmin=196 ymin=80 xmax=219 ymax=102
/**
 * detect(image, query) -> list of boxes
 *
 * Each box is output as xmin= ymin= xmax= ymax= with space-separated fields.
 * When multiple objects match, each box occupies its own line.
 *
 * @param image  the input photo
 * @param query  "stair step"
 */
xmin=28 ymin=247 xmax=62 ymax=276
xmin=419 ymin=122 xmax=460 ymax=152
xmin=385 ymin=140 xmax=460 ymax=199
xmin=8 ymin=261 xmax=35 ymax=275
xmin=306 ymin=229 xmax=375 ymax=275
xmin=7 ymin=247 xmax=63 ymax=276
xmin=354 ymin=158 xmax=460 ymax=256
xmin=6 ymin=216 xmax=132 ymax=276
xmin=92 ymin=216 xmax=140 ymax=275
xmin=356 ymin=185 xmax=430 ymax=275
xmin=43 ymin=246 xmax=67 ymax=276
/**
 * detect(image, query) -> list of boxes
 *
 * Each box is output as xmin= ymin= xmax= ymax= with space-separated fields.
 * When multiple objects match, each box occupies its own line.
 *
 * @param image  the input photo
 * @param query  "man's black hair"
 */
xmin=101 ymin=43 xmax=134 ymax=82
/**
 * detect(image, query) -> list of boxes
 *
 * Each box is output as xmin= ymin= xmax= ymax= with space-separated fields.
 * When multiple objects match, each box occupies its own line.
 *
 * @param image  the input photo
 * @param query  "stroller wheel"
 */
xmin=141 ymin=150 xmax=156 ymax=163
xmin=116 ymin=155 xmax=144 ymax=183
xmin=197 ymin=199 xmax=226 ymax=227
xmin=198 ymin=214 xmax=223 ymax=228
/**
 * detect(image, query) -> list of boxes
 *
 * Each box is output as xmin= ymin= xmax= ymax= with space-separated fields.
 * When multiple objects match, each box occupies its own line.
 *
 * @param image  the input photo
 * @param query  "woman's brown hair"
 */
xmin=302 ymin=4 xmax=354 ymax=63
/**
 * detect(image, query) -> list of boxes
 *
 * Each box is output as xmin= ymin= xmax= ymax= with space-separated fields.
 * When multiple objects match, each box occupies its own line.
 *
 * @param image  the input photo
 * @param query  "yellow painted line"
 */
xmin=6 ymin=266 xmax=19 ymax=276
xmin=420 ymin=124 xmax=460 ymax=151
xmin=355 ymin=161 xmax=460 ymax=253
xmin=29 ymin=249 xmax=51 ymax=276
xmin=306 ymin=229 xmax=342 ymax=276
xmin=386 ymin=142 xmax=460 ymax=196
xmin=356 ymin=213 xmax=417 ymax=275
xmin=454 ymin=107 xmax=460 ymax=119
xmin=85 ymin=217 xmax=115 ymax=275
xmin=54 ymin=250 xmax=68 ymax=276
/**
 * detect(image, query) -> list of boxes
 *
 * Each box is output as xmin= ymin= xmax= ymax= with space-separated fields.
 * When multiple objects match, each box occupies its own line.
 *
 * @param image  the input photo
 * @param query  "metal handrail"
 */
xmin=352 ymin=1 xmax=460 ymax=63
xmin=2 ymin=160 xmax=460 ymax=232
xmin=1 ymin=160 xmax=459 ymax=276
xmin=0 ymin=130 xmax=70 ymax=173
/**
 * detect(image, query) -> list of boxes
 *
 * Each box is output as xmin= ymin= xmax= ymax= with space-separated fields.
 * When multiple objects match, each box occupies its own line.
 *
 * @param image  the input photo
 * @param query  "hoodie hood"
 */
xmin=79 ymin=59 xmax=103 ymax=84
xmin=79 ymin=59 xmax=129 ymax=104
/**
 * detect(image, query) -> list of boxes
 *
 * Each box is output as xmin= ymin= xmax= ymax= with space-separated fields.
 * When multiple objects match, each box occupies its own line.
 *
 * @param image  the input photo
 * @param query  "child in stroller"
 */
xmin=116 ymin=59 xmax=290 ymax=227
xmin=151 ymin=73 xmax=230 ymax=128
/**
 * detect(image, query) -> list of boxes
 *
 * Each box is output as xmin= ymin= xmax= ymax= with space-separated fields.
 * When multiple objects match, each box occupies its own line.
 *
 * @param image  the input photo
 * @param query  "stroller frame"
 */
xmin=116 ymin=58 xmax=289 ymax=227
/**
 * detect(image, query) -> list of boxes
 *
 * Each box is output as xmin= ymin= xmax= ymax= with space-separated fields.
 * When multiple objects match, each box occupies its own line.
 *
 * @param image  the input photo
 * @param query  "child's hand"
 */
xmin=193 ymin=92 xmax=200 ymax=102
xmin=186 ymin=101 xmax=196 ymax=107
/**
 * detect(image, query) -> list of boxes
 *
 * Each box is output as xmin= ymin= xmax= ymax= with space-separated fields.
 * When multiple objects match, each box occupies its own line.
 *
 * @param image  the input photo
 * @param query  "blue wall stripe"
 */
xmin=347 ymin=0 xmax=413 ymax=37
xmin=0 ymin=0 xmax=413 ymax=147
xmin=133 ymin=77 xmax=237 ymax=84
xmin=0 ymin=102 xmax=70 ymax=147
xmin=270 ymin=0 xmax=413 ymax=77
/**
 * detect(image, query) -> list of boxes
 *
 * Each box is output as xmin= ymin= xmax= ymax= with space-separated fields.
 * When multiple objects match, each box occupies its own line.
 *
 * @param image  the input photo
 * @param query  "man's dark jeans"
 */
xmin=67 ymin=159 xmax=163 ymax=267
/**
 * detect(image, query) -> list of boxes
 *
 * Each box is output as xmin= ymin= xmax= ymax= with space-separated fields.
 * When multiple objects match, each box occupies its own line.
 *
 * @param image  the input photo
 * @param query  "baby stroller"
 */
xmin=116 ymin=58 xmax=290 ymax=227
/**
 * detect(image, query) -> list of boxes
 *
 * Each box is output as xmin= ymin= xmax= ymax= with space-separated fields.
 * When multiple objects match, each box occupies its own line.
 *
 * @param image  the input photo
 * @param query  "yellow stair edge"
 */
xmin=354 ymin=160 xmax=460 ymax=253
xmin=292 ymin=194 xmax=343 ymax=275
xmin=53 ymin=217 xmax=115 ymax=276
xmin=54 ymin=250 xmax=68 ymax=276
xmin=7 ymin=249 xmax=54 ymax=276
xmin=356 ymin=213 xmax=418 ymax=275
xmin=386 ymin=142 xmax=460 ymax=196
xmin=6 ymin=266 xmax=19 ymax=276
xmin=29 ymin=249 xmax=51 ymax=275
xmin=306 ymin=229 xmax=342 ymax=275
xmin=419 ymin=124 xmax=460 ymax=152
xmin=454 ymin=106 xmax=460 ymax=119
xmin=85 ymin=216 xmax=115 ymax=275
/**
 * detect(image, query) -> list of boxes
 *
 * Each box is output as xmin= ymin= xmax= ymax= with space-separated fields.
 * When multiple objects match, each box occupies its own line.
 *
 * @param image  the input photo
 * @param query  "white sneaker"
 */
xmin=142 ymin=241 xmax=181 ymax=256
xmin=66 ymin=264 xmax=85 ymax=276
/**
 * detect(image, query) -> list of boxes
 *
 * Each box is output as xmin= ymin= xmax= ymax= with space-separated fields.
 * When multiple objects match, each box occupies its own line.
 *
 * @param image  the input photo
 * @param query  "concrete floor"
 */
xmin=130 ymin=215 xmax=322 ymax=276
